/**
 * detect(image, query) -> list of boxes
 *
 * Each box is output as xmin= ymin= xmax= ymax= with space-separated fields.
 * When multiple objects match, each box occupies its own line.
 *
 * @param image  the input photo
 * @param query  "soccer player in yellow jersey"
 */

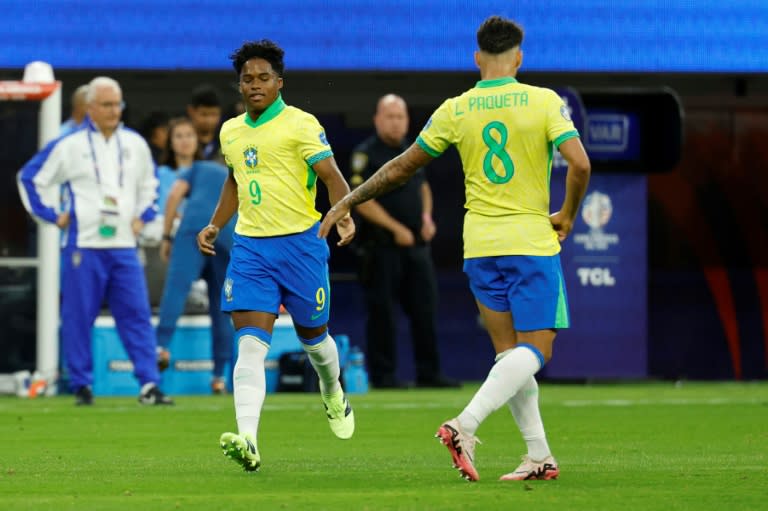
xmin=197 ymin=40 xmax=356 ymax=472
xmin=320 ymin=16 xmax=591 ymax=482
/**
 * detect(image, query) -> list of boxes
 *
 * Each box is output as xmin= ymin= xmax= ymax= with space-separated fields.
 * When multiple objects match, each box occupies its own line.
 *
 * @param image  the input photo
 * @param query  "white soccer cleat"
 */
xmin=499 ymin=455 xmax=559 ymax=481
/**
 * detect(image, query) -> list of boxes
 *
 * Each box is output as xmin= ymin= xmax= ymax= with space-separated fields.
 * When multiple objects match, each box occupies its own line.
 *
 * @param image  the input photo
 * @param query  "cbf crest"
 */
xmin=224 ymin=277 xmax=234 ymax=302
xmin=243 ymin=146 xmax=258 ymax=169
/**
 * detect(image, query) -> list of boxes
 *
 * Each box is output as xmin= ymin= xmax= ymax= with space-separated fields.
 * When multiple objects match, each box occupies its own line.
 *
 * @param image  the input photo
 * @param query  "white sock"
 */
xmin=303 ymin=334 xmax=341 ymax=397
xmin=458 ymin=346 xmax=542 ymax=436
xmin=507 ymin=375 xmax=552 ymax=461
xmin=233 ymin=335 xmax=269 ymax=441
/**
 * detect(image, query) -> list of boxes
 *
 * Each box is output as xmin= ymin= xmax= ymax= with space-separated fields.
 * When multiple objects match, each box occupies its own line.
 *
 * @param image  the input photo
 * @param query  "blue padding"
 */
xmin=299 ymin=329 xmax=329 ymax=347
xmin=237 ymin=326 xmax=272 ymax=346
xmin=517 ymin=343 xmax=546 ymax=369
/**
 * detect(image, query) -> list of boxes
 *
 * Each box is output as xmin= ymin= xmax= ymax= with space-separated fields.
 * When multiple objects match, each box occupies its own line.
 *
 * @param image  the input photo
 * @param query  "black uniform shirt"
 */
xmin=350 ymin=135 xmax=427 ymax=245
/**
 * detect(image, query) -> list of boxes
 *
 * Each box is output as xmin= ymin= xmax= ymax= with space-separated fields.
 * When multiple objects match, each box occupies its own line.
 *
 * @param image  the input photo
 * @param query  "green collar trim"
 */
xmin=244 ymin=94 xmax=286 ymax=128
xmin=475 ymin=77 xmax=518 ymax=88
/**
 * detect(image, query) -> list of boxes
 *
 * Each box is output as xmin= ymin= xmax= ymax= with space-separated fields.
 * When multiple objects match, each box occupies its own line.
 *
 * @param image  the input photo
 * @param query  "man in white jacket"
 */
xmin=18 ymin=76 xmax=173 ymax=406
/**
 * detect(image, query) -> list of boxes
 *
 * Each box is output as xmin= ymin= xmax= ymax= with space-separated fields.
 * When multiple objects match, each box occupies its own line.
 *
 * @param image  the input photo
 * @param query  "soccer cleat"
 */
xmin=435 ymin=418 xmax=480 ymax=481
xmin=211 ymin=377 xmax=226 ymax=395
xmin=157 ymin=348 xmax=171 ymax=372
xmin=138 ymin=383 xmax=174 ymax=405
xmin=321 ymin=389 xmax=355 ymax=439
xmin=499 ymin=455 xmax=560 ymax=481
xmin=74 ymin=385 xmax=93 ymax=406
xmin=220 ymin=432 xmax=260 ymax=472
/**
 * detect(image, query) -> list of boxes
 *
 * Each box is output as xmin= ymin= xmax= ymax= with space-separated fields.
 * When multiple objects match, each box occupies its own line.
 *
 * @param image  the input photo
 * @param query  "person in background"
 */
xmin=319 ymin=16 xmax=590 ymax=483
xmin=18 ymin=76 xmax=174 ymax=406
xmin=350 ymin=94 xmax=458 ymax=389
xmin=156 ymin=117 xmax=235 ymax=394
xmin=187 ymin=84 xmax=223 ymax=161
xmin=59 ymin=84 xmax=89 ymax=136
xmin=139 ymin=111 xmax=170 ymax=165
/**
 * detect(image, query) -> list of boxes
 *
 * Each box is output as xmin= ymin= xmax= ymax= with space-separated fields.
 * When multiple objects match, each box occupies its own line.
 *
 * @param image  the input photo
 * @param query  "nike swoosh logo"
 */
xmin=225 ymin=137 xmax=239 ymax=145
xmin=311 ymin=311 xmax=324 ymax=320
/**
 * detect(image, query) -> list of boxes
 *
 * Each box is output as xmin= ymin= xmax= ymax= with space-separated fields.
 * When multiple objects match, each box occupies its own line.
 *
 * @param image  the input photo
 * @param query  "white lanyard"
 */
xmin=87 ymin=129 xmax=124 ymax=189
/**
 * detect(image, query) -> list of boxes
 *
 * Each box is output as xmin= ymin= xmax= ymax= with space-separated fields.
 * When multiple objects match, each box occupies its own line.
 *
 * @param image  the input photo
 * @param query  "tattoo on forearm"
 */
xmin=348 ymin=157 xmax=410 ymax=206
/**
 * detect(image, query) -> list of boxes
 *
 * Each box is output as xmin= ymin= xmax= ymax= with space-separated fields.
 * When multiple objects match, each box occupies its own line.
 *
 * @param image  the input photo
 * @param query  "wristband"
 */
xmin=162 ymin=234 xmax=173 ymax=242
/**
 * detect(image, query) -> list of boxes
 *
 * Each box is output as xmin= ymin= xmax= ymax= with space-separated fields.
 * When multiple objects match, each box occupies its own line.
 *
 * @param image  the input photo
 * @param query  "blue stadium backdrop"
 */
xmin=1 ymin=0 xmax=766 ymax=72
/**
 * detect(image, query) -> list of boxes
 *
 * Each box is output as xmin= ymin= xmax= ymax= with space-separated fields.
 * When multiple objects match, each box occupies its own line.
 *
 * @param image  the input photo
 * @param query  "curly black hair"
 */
xmin=477 ymin=16 xmax=524 ymax=54
xmin=230 ymin=39 xmax=285 ymax=77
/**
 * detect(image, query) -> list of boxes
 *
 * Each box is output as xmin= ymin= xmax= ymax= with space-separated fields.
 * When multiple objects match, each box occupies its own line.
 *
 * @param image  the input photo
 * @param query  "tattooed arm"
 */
xmin=318 ymin=143 xmax=434 ymax=238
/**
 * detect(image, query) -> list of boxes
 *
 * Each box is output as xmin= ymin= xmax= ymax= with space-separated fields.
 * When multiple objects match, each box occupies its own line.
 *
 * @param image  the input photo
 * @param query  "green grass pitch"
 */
xmin=1 ymin=382 xmax=766 ymax=510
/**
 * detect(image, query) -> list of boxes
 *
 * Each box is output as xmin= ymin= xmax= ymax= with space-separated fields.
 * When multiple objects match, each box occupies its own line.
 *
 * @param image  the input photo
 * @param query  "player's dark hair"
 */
xmin=188 ymin=84 xmax=221 ymax=108
xmin=476 ymin=16 xmax=524 ymax=54
xmin=230 ymin=39 xmax=285 ymax=77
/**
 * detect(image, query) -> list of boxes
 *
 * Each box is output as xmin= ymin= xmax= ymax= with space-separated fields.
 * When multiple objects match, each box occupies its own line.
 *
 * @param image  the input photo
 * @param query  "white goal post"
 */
xmin=0 ymin=62 xmax=62 ymax=392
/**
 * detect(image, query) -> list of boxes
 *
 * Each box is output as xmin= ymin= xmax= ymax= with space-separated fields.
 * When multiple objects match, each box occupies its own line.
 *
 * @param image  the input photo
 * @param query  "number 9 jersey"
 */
xmin=219 ymin=94 xmax=333 ymax=237
xmin=416 ymin=77 xmax=579 ymax=258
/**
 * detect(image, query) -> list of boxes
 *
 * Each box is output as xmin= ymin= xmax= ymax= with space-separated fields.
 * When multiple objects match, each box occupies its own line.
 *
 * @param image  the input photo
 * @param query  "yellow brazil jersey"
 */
xmin=219 ymin=95 xmax=333 ymax=237
xmin=416 ymin=77 xmax=579 ymax=258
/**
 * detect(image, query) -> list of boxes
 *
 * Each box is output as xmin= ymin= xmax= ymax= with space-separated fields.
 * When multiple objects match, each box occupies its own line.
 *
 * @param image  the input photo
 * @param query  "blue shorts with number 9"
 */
xmin=222 ymin=222 xmax=330 ymax=328
xmin=463 ymin=254 xmax=570 ymax=331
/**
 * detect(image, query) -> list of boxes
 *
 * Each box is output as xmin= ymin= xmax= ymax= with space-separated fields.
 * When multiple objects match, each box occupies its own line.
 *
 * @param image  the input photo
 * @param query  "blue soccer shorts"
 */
xmin=463 ymin=254 xmax=570 ymax=330
xmin=222 ymin=222 xmax=331 ymax=328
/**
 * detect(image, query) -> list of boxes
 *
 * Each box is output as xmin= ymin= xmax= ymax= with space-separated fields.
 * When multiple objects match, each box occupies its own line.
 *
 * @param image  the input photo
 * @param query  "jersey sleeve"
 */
xmin=298 ymin=114 xmax=333 ymax=165
xmin=545 ymin=89 xmax=580 ymax=148
xmin=416 ymin=98 xmax=455 ymax=158
xmin=17 ymin=137 xmax=69 ymax=223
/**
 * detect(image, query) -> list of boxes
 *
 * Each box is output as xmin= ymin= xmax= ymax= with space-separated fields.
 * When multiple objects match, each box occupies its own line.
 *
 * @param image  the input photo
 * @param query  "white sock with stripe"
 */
xmin=302 ymin=333 xmax=342 ymax=397
xmin=458 ymin=345 xmax=543 ymax=436
xmin=233 ymin=334 xmax=269 ymax=440
xmin=507 ymin=375 xmax=552 ymax=461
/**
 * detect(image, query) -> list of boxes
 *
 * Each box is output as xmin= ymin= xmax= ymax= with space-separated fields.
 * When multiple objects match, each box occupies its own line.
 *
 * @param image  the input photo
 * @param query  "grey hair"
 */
xmin=85 ymin=76 xmax=122 ymax=103
xmin=72 ymin=84 xmax=90 ymax=103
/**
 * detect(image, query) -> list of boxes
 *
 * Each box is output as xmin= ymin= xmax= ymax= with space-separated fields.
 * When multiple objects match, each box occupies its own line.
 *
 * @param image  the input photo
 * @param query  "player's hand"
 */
xmin=420 ymin=214 xmax=436 ymax=242
xmin=335 ymin=214 xmax=356 ymax=246
xmin=319 ymin=202 xmax=351 ymax=240
xmin=159 ymin=239 xmax=172 ymax=263
xmin=55 ymin=212 xmax=70 ymax=229
xmin=394 ymin=225 xmax=415 ymax=247
xmin=550 ymin=211 xmax=574 ymax=242
xmin=197 ymin=224 xmax=220 ymax=256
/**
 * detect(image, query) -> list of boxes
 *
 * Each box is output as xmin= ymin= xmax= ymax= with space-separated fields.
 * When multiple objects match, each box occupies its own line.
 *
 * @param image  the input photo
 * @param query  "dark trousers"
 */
xmin=360 ymin=243 xmax=441 ymax=384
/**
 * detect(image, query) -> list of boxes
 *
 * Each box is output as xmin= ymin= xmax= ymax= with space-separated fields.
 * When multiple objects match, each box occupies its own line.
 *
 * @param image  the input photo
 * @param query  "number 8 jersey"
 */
xmin=219 ymin=94 xmax=333 ymax=237
xmin=416 ymin=77 xmax=579 ymax=258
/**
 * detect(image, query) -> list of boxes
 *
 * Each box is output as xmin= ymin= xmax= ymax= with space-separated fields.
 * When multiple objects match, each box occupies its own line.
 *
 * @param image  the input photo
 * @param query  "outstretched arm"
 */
xmin=318 ymin=143 xmax=433 ymax=238
xmin=312 ymin=156 xmax=355 ymax=246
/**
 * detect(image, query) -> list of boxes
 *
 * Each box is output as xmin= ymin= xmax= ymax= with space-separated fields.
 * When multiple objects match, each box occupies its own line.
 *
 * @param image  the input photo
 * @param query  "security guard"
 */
xmin=350 ymin=94 xmax=458 ymax=388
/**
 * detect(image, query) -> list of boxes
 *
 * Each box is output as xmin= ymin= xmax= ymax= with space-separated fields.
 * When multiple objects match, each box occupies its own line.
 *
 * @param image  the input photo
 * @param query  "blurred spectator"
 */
xmin=18 ymin=76 xmax=173 ymax=406
xmin=59 ymin=84 xmax=89 ymax=136
xmin=187 ymin=84 xmax=223 ymax=161
xmin=139 ymin=111 xmax=170 ymax=165
xmin=155 ymin=116 xmax=235 ymax=393
xmin=156 ymin=117 xmax=203 ymax=214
